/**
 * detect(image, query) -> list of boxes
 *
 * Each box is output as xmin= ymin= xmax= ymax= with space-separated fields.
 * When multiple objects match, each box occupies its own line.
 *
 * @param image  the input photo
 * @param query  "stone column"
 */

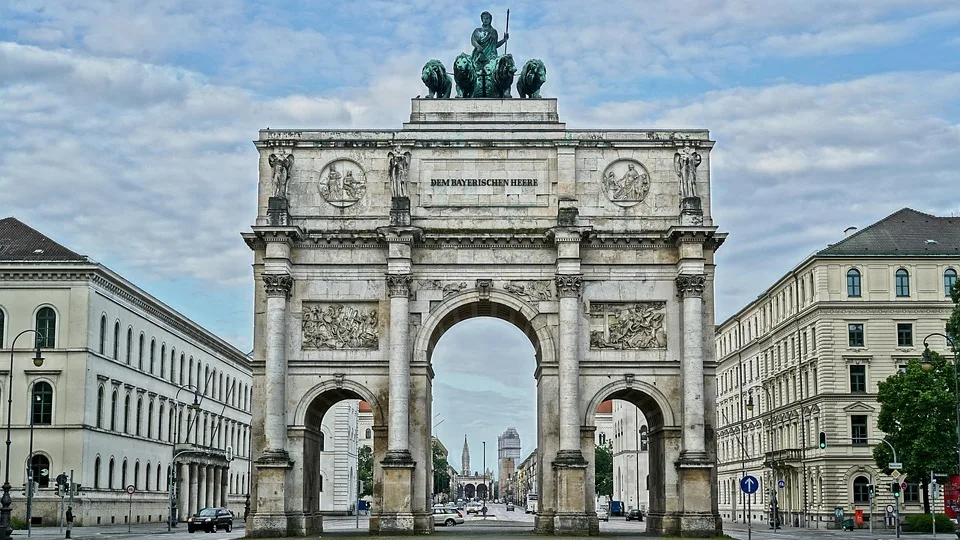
xmin=177 ymin=463 xmax=188 ymax=522
xmin=262 ymin=273 xmax=293 ymax=454
xmin=221 ymin=467 xmax=229 ymax=506
xmin=676 ymin=274 xmax=707 ymax=459
xmin=197 ymin=465 xmax=206 ymax=511
xmin=385 ymin=273 xmax=412 ymax=459
xmin=212 ymin=466 xmax=221 ymax=508
xmin=555 ymin=274 xmax=583 ymax=456
xmin=188 ymin=463 xmax=198 ymax=517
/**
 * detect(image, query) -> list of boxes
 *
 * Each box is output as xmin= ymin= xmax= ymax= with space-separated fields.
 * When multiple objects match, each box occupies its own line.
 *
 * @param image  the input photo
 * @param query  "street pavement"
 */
xmin=12 ymin=509 xmax=960 ymax=539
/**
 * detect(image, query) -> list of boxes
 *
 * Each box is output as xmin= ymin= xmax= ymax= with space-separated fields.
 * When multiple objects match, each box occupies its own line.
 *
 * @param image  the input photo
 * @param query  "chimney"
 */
xmin=844 ymin=226 xmax=858 ymax=237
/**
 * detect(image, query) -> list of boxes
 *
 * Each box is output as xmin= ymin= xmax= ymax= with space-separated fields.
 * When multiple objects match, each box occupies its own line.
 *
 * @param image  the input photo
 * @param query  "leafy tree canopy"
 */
xmin=358 ymin=445 xmax=373 ymax=497
xmin=433 ymin=439 xmax=451 ymax=495
xmin=595 ymin=444 xmax=613 ymax=497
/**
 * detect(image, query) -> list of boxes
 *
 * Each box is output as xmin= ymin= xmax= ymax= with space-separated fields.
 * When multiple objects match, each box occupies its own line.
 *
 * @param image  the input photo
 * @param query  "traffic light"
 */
xmin=891 ymin=482 xmax=901 ymax=498
xmin=818 ymin=431 xmax=826 ymax=449
xmin=868 ymin=484 xmax=875 ymax=499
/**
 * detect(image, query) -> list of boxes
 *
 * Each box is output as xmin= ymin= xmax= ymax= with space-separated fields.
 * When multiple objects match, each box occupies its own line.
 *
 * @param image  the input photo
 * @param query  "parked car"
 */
xmin=596 ymin=507 xmax=609 ymax=522
xmin=506 ymin=503 xmax=515 ymax=511
xmin=187 ymin=507 xmax=234 ymax=533
xmin=432 ymin=507 xmax=464 ymax=526
xmin=625 ymin=509 xmax=644 ymax=522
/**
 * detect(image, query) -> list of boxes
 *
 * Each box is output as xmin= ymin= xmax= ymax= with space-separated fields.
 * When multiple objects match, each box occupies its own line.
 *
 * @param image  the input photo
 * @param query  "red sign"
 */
xmin=125 ymin=485 xmax=136 ymax=495
xmin=943 ymin=475 xmax=960 ymax=519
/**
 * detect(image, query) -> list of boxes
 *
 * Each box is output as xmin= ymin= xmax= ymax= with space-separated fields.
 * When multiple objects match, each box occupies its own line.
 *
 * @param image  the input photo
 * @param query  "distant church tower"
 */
xmin=461 ymin=435 xmax=470 ymax=475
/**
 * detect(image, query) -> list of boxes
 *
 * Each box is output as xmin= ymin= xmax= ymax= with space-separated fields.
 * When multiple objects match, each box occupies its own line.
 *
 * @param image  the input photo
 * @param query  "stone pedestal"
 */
xmin=378 ymin=456 xmax=416 ymax=534
xmin=680 ymin=196 xmax=703 ymax=226
xmin=677 ymin=460 xmax=721 ymax=537
xmin=552 ymin=451 xmax=594 ymax=536
xmin=267 ymin=197 xmax=289 ymax=226
xmin=390 ymin=196 xmax=411 ymax=227
xmin=248 ymin=453 xmax=295 ymax=538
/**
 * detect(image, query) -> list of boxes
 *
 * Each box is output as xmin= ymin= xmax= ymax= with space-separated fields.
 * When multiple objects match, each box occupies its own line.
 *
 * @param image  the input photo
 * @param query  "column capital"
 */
xmin=554 ymin=274 xmax=583 ymax=298
xmin=386 ymin=273 xmax=413 ymax=298
xmin=676 ymin=274 xmax=706 ymax=298
xmin=262 ymin=273 xmax=293 ymax=298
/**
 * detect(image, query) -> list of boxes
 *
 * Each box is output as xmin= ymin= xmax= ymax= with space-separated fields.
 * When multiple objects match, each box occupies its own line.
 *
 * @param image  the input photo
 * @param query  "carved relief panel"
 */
xmin=302 ymin=302 xmax=379 ymax=350
xmin=318 ymin=159 xmax=367 ymax=208
xmin=601 ymin=159 xmax=650 ymax=207
xmin=589 ymin=302 xmax=666 ymax=349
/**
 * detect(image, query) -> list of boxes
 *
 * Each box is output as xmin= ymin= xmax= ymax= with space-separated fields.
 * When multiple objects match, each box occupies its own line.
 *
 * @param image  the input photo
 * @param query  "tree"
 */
xmin=595 ymin=444 xmax=613 ymax=497
xmin=358 ymin=445 xmax=373 ymax=497
xmin=874 ymin=353 xmax=958 ymax=511
xmin=433 ymin=439 xmax=451 ymax=496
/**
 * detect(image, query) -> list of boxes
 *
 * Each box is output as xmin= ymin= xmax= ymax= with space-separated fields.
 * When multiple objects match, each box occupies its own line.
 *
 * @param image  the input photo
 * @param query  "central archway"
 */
xmin=413 ymin=290 xmax=557 ymax=532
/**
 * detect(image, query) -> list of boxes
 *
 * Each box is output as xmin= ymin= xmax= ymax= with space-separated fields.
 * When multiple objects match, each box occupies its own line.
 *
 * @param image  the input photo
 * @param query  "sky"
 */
xmin=2 ymin=0 xmax=960 ymax=468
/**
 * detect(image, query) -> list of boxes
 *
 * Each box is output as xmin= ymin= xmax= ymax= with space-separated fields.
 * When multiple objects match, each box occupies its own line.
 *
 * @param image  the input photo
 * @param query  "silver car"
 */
xmin=433 ymin=507 xmax=464 ymax=526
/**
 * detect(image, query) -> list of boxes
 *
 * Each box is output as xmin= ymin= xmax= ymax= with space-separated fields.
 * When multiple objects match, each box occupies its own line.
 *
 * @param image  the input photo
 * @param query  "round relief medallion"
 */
xmin=601 ymin=159 xmax=650 ymax=207
xmin=318 ymin=159 xmax=366 ymax=207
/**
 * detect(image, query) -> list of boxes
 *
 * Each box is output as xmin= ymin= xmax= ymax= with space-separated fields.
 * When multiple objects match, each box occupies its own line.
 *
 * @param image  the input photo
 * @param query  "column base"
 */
xmin=676 ymin=460 xmax=722 ymax=537
xmin=246 ymin=511 xmax=316 ymax=538
xmin=248 ymin=452 xmax=295 ymax=536
xmin=553 ymin=513 xmax=598 ymax=536
xmin=379 ymin=454 xmax=417 ymax=534
xmin=535 ymin=511 xmax=556 ymax=534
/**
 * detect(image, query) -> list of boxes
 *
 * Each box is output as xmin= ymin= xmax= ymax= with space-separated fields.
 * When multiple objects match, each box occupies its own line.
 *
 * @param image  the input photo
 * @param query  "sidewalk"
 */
xmin=10 ymin=521 xmax=246 ymax=537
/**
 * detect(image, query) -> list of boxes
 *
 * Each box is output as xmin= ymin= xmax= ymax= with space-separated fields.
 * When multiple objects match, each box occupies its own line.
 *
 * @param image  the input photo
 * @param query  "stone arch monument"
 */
xmin=243 ymin=95 xmax=725 ymax=536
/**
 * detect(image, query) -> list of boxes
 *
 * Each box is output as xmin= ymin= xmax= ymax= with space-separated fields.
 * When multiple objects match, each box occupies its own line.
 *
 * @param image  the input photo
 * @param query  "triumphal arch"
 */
xmin=243 ymin=18 xmax=724 ymax=537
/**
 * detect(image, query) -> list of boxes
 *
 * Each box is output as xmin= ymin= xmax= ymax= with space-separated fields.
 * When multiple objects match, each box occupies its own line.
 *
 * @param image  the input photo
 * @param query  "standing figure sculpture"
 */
xmin=268 ymin=153 xmax=294 ymax=198
xmin=674 ymin=147 xmax=702 ymax=199
xmin=471 ymin=11 xmax=509 ymax=68
xmin=388 ymin=146 xmax=411 ymax=198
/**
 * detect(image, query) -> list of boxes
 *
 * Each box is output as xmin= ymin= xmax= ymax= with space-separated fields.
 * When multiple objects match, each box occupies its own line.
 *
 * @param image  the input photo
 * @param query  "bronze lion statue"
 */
xmin=480 ymin=54 xmax=516 ymax=99
xmin=517 ymin=59 xmax=546 ymax=99
xmin=421 ymin=59 xmax=452 ymax=99
xmin=453 ymin=53 xmax=478 ymax=98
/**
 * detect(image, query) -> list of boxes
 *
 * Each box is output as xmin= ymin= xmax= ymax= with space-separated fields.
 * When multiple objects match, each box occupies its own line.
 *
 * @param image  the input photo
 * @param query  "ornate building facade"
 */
xmin=0 ymin=217 xmax=252 ymax=526
xmin=317 ymin=401 xmax=360 ymax=514
xmin=612 ymin=400 xmax=650 ymax=513
xmin=715 ymin=208 xmax=960 ymax=528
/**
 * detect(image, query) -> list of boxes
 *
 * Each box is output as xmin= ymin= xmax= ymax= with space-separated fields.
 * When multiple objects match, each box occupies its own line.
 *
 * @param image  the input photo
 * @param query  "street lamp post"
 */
xmin=26 ymin=392 xmax=40 ymax=538
xmin=168 ymin=384 xmax=202 ymax=531
xmin=1 ymin=330 xmax=45 ymax=540
xmin=747 ymin=385 xmax=779 ymax=532
xmin=920 ymin=333 xmax=960 ymax=475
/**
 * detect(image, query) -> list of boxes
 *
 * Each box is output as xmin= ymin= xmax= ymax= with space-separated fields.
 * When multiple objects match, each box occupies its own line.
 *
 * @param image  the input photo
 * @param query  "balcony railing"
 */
xmin=763 ymin=448 xmax=803 ymax=467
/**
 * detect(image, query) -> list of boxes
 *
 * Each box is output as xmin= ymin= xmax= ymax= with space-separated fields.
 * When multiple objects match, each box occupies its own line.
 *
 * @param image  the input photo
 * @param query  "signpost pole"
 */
xmin=66 ymin=469 xmax=74 ymax=540
xmin=126 ymin=485 xmax=135 ymax=533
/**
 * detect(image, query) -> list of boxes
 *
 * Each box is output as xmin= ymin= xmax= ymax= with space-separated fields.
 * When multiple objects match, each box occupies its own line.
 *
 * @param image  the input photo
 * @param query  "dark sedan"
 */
xmin=626 ymin=509 xmax=644 ymax=522
xmin=188 ymin=507 xmax=234 ymax=533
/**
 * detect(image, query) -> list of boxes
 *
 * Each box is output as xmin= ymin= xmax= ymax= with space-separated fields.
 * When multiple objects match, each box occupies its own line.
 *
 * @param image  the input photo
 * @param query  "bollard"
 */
xmin=65 ymin=506 xmax=73 ymax=539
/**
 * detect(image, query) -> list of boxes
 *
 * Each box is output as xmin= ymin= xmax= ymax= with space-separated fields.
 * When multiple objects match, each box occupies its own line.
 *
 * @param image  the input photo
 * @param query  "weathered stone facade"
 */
xmin=244 ymin=99 xmax=724 ymax=536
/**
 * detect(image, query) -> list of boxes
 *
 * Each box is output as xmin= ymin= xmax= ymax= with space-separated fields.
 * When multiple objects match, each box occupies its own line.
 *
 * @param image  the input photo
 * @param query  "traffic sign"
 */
xmin=40 ymin=468 xmax=48 ymax=476
xmin=740 ymin=475 xmax=759 ymax=494
xmin=834 ymin=507 xmax=844 ymax=518
xmin=777 ymin=480 xmax=785 ymax=489
xmin=891 ymin=470 xmax=901 ymax=479
xmin=901 ymin=482 xmax=907 ymax=490
xmin=886 ymin=504 xmax=895 ymax=514
xmin=125 ymin=485 xmax=136 ymax=495
xmin=888 ymin=462 xmax=903 ymax=469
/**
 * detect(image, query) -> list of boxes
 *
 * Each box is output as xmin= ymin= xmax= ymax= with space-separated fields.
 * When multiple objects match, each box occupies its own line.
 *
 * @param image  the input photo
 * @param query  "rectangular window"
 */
xmin=897 ymin=323 xmax=913 ymax=347
xmin=848 ymin=324 xmax=865 ymax=347
xmin=851 ymin=415 xmax=868 ymax=445
xmin=849 ymin=365 xmax=867 ymax=393
xmin=898 ymin=364 xmax=908 ymax=374
xmin=904 ymin=483 xmax=920 ymax=503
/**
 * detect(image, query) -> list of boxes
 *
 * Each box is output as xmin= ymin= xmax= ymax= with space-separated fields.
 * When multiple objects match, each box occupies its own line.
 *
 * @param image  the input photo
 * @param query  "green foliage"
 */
xmin=873 ymin=352 xmax=959 ymax=480
xmin=904 ymin=513 xmax=954 ymax=533
xmin=947 ymin=280 xmax=960 ymax=346
xmin=595 ymin=444 xmax=613 ymax=497
xmin=357 ymin=445 xmax=373 ymax=497
xmin=10 ymin=517 xmax=25 ymax=530
xmin=432 ymin=439 xmax=451 ymax=495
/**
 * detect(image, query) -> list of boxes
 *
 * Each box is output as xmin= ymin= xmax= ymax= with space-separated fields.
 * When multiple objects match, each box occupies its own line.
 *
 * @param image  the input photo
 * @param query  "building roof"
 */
xmin=596 ymin=400 xmax=613 ymax=414
xmin=0 ymin=217 xmax=88 ymax=262
xmin=358 ymin=400 xmax=371 ymax=413
xmin=818 ymin=208 xmax=960 ymax=257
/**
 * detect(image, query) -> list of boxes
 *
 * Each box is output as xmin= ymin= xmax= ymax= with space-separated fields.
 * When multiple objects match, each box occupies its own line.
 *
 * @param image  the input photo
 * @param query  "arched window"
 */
xmin=846 ymin=269 xmax=861 ymax=297
xmin=145 ymin=461 xmax=151 ymax=491
xmin=123 ymin=394 xmax=131 ymax=433
xmin=945 ymin=269 xmax=958 ymax=297
xmin=135 ymin=397 xmax=142 ymax=436
xmin=113 ymin=321 xmax=120 ymax=359
xmin=32 ymin=381 xmax=53 ymax=425
xmin=169 ymin=409 xmax=175 ymax=443
xmin=0 ymin=308 xmax=5 ymax=348
xmin=158 ymin=464 xmax=163 ymax=491
xmin=166 ymin=465 xmax=171 ymax=491
xmin=177 ymin=351 xmax=183 ymax=384
xmin=188 ymin=356 xmax=193 ymax=386
xmin=365 ymin=428 xmax=372 ymax=439
xmin=134 ymin=460 xmax=140 ymax=489
xmin=111 ymin=390 xmax=118 ymax=431
xmin=896 ymin=269 xmax=910 ymax=297
xmin=99 ymin=315 xmax=107 ymax=354
xmin=853 ymin=475 xmax=870 ymax=503
xmin=126 ymin=327 xmax=132 ymax=364
xmin=36 ymin=307 xmax=56 ymax=348
xmin=29 ymin=454 xmax=51 ymax=487
xmin=121 ymin=459 xmax=128 ymax=489
xmin=94 ymin=456 xmax=101 ymax=489
xmin=152 ymin=339 xmax=158 ymax=376
xmin=148 ymin=401 xmax=154 ymax=439
xmin=108 ymin=458 xmax=115 ymax=489
xmin=157 ymin=403 xmax=164 ymax=440
xmin=96 ymin=386 xmax=104 ymax=428
xmin=138 ymin=333 xmax=144 ymax=370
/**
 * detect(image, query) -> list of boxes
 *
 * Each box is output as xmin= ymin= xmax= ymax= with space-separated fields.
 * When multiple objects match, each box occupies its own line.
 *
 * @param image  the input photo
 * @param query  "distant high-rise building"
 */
xmin=498 ymin=427 xmax=521 ymax=499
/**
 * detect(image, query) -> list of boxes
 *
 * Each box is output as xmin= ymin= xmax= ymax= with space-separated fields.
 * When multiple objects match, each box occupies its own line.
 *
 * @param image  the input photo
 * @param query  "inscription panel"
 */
xmin=417 ymin=158 xmax=551 ymax=207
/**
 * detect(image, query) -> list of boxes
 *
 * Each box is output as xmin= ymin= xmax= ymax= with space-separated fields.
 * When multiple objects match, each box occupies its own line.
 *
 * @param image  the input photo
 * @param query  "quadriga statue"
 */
xmin=421 ymin=59 xmax=452 ymax=98
xmin=478 ymin=54 xmax=517 ymax=98
xmin=516 ymin=59 xmax=546 ymax=99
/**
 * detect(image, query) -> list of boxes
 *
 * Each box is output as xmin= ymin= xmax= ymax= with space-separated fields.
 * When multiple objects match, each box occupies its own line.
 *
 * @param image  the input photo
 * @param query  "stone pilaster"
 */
xmin=554 ymin=274 xmax=584 ymax=457
xmin=196 ymin=465 xmax=205 ymax=516
xmin=220 ymin=467 xmax=228 ymax=506
xmin=262 ymin=273 xmax=292 ymax=456
xmin=385 ymin=273 xmax=412 ymax=461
